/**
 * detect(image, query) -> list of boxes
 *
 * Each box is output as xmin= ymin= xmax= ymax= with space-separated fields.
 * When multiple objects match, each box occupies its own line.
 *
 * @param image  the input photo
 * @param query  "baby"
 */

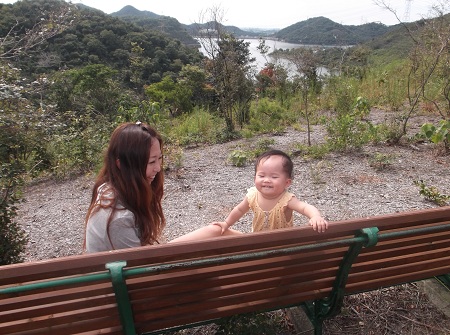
xmin=213 ymin=149 xmax=328 ymax=234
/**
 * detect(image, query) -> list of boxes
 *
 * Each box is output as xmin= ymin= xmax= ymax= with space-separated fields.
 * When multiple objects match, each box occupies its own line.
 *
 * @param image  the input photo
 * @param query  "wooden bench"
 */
xmin=1 ymin=206 xmax=450 ymax=335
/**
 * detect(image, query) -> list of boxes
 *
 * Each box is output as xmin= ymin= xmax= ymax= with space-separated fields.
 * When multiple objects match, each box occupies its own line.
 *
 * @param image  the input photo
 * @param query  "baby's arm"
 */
xmin=287 ymin=197 xmax=328 ymax=233
xmin=212 ymin=197 xmax=250 ymax=234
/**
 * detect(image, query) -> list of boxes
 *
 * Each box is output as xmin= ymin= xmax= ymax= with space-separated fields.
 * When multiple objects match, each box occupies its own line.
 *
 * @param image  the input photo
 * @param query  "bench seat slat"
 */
xmin=0 ymin=306 xmax=121 ymax=335
xmin=1 ymin=282 xmax=113 ymax=310
xmin=126 ymin=251 xmax=344 ymax=287
xmin=348 ymin=263 xmax=450 ymax=293
xmin=1 ymin=293 xmax=116 ymax=323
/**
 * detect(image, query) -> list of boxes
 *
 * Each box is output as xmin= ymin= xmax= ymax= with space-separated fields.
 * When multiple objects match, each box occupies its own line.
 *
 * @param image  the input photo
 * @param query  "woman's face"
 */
xmin=146 ymin=139 xmax=162 ymax=184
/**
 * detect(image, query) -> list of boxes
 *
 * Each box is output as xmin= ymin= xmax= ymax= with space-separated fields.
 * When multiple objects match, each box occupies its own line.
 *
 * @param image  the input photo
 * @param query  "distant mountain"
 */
xmin=82 ymin=5 xmax=404 ymax=47
xmin=112 ymin=5 xmax=159 ymax=19
xmin=110 ymin=5 xmax=199 ymax=46
xmin=73 ymin=3 xmax=103 ymax=13
xmin=183 ymin=22 xmax=268 ymax=38
xmin=274 ymin=16 xmax=392 ymax=46
xmin=108 ymin=7 xmax=395 ymax=46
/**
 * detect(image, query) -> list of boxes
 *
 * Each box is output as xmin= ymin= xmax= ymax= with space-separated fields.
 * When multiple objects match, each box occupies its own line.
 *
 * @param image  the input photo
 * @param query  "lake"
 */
xmin=244 ymin=38 xmax=306 ymax=68
xmin=198 ymin=38 xmax=328 ymax=75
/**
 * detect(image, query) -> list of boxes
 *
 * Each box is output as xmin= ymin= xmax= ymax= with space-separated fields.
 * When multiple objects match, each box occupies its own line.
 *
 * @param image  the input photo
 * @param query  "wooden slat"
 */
xmin=0 ymin=306 xmax=121 ymax=335
xmin=1 ymin=281 xmax=113 ymax=308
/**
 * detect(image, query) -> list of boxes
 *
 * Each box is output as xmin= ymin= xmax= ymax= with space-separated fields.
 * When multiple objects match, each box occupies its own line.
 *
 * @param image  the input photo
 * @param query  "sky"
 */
xmin=0 ymin=0 xmax=443 ymax=29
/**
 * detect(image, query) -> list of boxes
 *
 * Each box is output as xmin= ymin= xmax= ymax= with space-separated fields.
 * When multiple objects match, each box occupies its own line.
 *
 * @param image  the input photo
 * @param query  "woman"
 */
xmin=84 ymin=122 xmax=220 ymax=252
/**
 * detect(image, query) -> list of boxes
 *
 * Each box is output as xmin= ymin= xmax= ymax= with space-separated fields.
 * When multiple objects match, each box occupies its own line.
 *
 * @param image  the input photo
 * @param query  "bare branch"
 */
xmin=0 ymin=2 xmax=76 ymax=59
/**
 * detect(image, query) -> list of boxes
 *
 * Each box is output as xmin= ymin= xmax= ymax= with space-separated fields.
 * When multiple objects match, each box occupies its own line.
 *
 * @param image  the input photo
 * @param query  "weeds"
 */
xmin=414 ymin=180 xmax=450 ymax=206
xmin=368 ymin=152 xmax=394 ymax=171
xmin=294 ymin=143 xmax=331 ymax=160
xmin=227 ymin=138 xmax=275 ymax=167
xmin=215 ymin=311 xmax=289 ymax=335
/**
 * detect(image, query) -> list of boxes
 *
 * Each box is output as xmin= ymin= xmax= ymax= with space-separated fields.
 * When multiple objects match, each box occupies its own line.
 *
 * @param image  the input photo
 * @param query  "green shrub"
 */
xmin=228 ymin=150 xmax=249 ymax=167
xmin=294 ymin=143 xmax=331 ymax=160
xmin=252 ymin=138 xmax=275 ymax=157
xmin=246 ymin=98 xmax=290 ymax=133
xmin=368 ymin=152 xmax=394 ymax=171
xmin=326 ymin=96 xmax=379 ymax=151
xmin=227 ymin=138 xmax=275 ymax=167
xmin=0 ymin=163 xmax=28 ymax=265
xmin=418 ymin=120 xmax=450 ymax=150
xmin=170 ymin=109 xmax=226 ymax=146
xmin=414 ymin=180 xmax=450 ymax=206
xmin=47 ymin=113 xmax=111 ymax=178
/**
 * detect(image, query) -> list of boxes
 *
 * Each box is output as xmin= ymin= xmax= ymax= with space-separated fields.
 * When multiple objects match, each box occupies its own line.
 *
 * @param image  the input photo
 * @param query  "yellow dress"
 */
xmin=246 ymin=186 xmax=295 ymax=232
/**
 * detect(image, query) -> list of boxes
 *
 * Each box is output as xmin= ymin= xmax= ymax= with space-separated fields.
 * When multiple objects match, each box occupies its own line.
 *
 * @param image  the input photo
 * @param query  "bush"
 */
xmin=0 ymin=163 xmax=28 ymax=265
xmin=326 ymin=96 xmax=379 ymax=151
xmin=228 ymin=150 xmax=249 ymax=167
xmin=47 ymin=113 xmax=112 ymax=177
xmin=246 ymin=98 xmax=290 ymax=133
xmin=414 ymin=180 xmax=450 ymax=206
xmin=227 ymin=138 xmax=275 ymax=167
xmin=169 ymin=109 xmax=226 ymax=145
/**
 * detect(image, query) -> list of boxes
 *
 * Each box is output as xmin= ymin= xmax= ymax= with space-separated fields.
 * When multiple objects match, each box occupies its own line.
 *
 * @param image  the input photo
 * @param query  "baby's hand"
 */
xmin=309 ymin=216 xmax=328 ymax=233
xmin=210 ymin=221 xmax=229 ymax=235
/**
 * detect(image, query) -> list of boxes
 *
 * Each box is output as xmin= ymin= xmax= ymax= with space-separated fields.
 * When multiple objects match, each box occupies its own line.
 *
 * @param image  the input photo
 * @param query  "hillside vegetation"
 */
xmin=110 ymin=5 xmax=200 ymax=47
xmin=274 ymin=16 xmax=392 ymax=45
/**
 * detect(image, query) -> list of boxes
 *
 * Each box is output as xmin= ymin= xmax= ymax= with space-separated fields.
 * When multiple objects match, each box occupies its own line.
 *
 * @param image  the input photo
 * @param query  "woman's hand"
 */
xmin=210 ymin=221 xmax=229 ymax=235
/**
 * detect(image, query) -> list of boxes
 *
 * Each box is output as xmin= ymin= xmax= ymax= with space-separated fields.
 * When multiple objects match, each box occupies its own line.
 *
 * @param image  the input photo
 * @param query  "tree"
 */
xmin=0 ymin=0 xmax=75 ymax=264
xmin=0 ymin=0 xmax=76 ymax=59
xmin=50 ymin=64 xmax=121 ymax=117
xmin=178 ymin=64 xmax=214 ymax=108
xmin=286 ymin=47 xmax=322 ymax=145
xmin=145 ymin=75 xmax=193 ymax=116
xmin=196 ymin=6 xmax=255 ymax=133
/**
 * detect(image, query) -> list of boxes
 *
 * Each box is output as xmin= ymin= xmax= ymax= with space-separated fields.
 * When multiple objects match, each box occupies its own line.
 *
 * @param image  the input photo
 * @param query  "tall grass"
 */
xmin=244 ymin=97 xmax=293 ymax=134
xmin=168 ymin=108 xmax=227 ymax=146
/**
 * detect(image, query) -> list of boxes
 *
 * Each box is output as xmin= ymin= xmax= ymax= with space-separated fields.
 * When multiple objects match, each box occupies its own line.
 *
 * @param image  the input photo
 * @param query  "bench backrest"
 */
xmin=1 ymin=206 xmax=449 ymax=334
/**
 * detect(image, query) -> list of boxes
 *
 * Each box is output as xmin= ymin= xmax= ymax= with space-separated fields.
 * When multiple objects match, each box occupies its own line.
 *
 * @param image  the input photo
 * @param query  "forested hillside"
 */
xmin=273 ymin=16 xmax=392 ymax=45
xmin=111 ymin=5 xmax=200 ymax=47
xmin=0 ymin=1 xmax=204 ymax=84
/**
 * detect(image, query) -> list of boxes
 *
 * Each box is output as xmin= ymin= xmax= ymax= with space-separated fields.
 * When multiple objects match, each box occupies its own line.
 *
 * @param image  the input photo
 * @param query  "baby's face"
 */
xmin=254 ymin=155 xmax=291 ymax=199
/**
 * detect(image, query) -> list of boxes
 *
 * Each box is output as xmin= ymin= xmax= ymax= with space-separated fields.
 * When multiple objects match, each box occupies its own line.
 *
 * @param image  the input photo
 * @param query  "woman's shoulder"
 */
xmin=98 ymin=182 xmax=112 ymax=196
xmin=96 ymin=182 xmax=120 ymax=206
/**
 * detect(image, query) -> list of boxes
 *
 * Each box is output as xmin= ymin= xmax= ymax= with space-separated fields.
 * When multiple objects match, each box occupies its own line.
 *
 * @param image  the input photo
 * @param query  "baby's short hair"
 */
xmin=255 ymin=149 xmax=294 ymax=178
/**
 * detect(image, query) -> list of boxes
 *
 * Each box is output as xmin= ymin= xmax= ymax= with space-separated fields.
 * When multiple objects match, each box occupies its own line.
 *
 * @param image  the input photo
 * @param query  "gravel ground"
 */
xmin=15 ymin=112 xmax=450 ymax=334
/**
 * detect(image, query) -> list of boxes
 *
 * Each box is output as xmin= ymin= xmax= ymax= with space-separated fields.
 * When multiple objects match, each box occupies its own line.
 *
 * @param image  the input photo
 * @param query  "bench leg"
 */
xmin=106 ymin=261 xmax=136 ymax=335
xmin=314 ymin=321 xmax=323 ymax=335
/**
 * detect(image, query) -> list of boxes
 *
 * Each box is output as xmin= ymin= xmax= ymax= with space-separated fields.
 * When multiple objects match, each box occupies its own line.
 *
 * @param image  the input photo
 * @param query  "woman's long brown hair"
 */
xmin=85 ymin=122 xmax=165 ymax=247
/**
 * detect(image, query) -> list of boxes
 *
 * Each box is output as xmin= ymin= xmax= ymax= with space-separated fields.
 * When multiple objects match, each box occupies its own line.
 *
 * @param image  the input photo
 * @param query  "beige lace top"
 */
xmin=246 ymin=186 xmax=295 ymax=232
